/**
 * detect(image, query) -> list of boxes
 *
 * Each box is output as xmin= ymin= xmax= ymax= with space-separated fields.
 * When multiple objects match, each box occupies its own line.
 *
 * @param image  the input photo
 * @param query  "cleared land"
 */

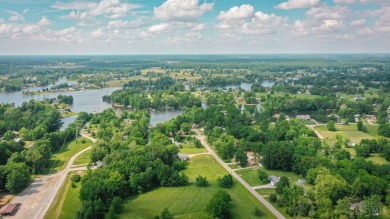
xmin=119 ymin=154 xmax=275 ymax=219
xmin=314 ymin=124 xmax=378 ymax=143
xmin=237 ymin=168 xmax=302 ymax=187
xmin=366 ymin=153 xmax=390 ymax=165
xmin=73 ymin=150 xmax=91 ymax=165
xmin=179 ymin=143 xmax=207 ymax=154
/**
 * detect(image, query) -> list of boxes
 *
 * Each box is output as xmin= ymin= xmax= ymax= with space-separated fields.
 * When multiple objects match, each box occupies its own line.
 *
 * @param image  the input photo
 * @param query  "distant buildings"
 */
xmin=268 ymin=175 xmax=280 ymax=186
xmin=348 ymin=140 xmax=357 ymax=147
xmin=178 ymin=153 xmax=189 ymax=161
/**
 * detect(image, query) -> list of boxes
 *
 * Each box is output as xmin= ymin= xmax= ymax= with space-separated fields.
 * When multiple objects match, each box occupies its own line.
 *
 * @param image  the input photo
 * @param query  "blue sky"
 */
xmin=0 ymin=0 xmax=389 ymax=54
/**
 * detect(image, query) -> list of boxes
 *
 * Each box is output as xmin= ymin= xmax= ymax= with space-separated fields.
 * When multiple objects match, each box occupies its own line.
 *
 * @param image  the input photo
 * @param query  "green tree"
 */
xmin=234 ymin=148 xmax=248 ymax=167
xmin=314 ymin=174 xmax=348 ymax=204
xmin=5 ymin=162 xmax=31 ymax=194
xmin=195 ymin=175 xmax=209 ymax=187
xmin=258 ymin=169 xmax=269 ymax=184
xmin=276 ymin=176 xmax=290 ymax=194
xmin=160 ymin=208 xmax=173 ymax=219
xmin=217 ymin=174 xmax=234 ymax=188
xmin=205 ymin=190 xmax=231 ymax=219
xmin=327 ymin=120 xmax=337 ymax=131
xmin=357 ymin=120 xmax=364 ymax=132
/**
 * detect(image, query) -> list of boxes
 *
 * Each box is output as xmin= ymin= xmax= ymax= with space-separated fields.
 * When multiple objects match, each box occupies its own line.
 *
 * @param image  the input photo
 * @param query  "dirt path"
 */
xmin=10 ymin=126 xmax=96 ymax=219
xmin=193 ymin=129 xmax=286 ymax=219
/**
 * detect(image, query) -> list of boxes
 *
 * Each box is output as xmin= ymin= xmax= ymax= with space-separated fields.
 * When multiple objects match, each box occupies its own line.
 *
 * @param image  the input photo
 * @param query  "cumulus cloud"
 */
xmin=276 ymin=0 xmax=320 ymax=10
xmin=7 ymin=10 xmax=25 ymax=23
xmin=23 ymin=25 xmax=41 ymax=34
xmin=217 ymin=4 xmax=254 ymax=21
xmin=38 ymin=17 xmax=51 ymax=26
xmin=147 ymin=23 xmax=169 ymax=33
xmin=154 ymin=0 xmax=213 ymax=22
xmin=107 ymin=18 xmax=147 ymax=29
xmin=351 ymin=19 xmax=365 ymax=26
xmin=306 ymin=5 xmax=351 ymax=20
xmin=216 ymin=4 xmax=287 ymax=35
xmin=53 ymin=0 xmax=141 ymax=20
xmin=334 ymin=0 xmax=356 ymax=4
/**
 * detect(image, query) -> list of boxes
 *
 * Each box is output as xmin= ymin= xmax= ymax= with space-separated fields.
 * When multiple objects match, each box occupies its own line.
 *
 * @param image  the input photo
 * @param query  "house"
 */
xmin=365 ymin=115 xmax=377 ymax=122
xmin=296 ymin=115 xmax=311 ymax=120
xmin=268 ymin=175 xmax=280 ymax=186
xmin=0 ymin=203 xmax=20 ymax=216
xmin=354 ymin=114 xmax=361 ymax=122
xmin=191 ymin=123 xmax=199 ymax=129
xmin=12 ymin=131 xmax=19 ymax=136
xmin=348 ymin=140 xmax=357 ymax=147
xmin=178 ymin=153 xmax=189 ymax=161
xmin=273 ymin=114 xmax=280 ymax=119
xmin=350 ymin=202 xmax=363 ymax=213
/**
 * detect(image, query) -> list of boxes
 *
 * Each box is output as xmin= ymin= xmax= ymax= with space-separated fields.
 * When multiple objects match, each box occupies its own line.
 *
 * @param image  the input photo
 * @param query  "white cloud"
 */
xmin=276 ymin=0 xmax=320 ymax=10
xmin=7 ymin=10 xmax=25 ymax=23
xmin=307 ymin=5 xmax=351 ymax=20
xmin=357 ymin=27 xmax=374 ymax=36
xmin=192 ymin=23 xmax=206 ymax=31
xmin=241 ymin=12 xmax=288 ymax=35
xmin=336 ymin=33 xmax=352 ymax=39
xmin=351 ymin=19 xmax=365 ymax=26
xmin=154 ymin=0 xmax=213 ymax=22
xmin=334 ymin=0 xmax=356 ymax=4
xmin=107 ymin=18 xmax=146 ymax=29
xmin=0 ymin=24 xmax=13 ymax=34
xmin=23 ymin=25 xmax=41 ymax=34
xmin=217 ymin=4 xmax=254 ymax=21
xmin=38 ymin=17 xmax=51 ymax=26
xmin=92 ymin=28 xmax=104 ymax=38
xmin=54 ymin=0 xmax=141 ymax=20
xmin=316 ymin=19 xmax=344 ymax=32
xmin=148 ymin=23 xmax=169 ymax=33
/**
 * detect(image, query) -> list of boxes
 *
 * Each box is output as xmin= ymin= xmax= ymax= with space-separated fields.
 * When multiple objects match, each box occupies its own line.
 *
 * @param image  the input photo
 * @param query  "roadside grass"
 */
xmin=42 ymin=138 xmax=91 ymax=174
xmin=236 ymin=168 xmax=302 ymax=187
xmin=179 ymin=143 xmax=207 ymax=154
xmin=44 ymin=171 xmax=84 ymax=219
xmin=256 ymin=188 xmax=275 ymax=196
xmin=119 ymin=155 xmax=275 ymax=219
xmin=73 ymin=150 xmax=91 ymax=165
xmin=228 ymin=163 xmax=240 ymax=169
xmin=366 ymin=153 xmax=390 ymax=165
xmin=105 ymin=80 xmax=126 ymax=87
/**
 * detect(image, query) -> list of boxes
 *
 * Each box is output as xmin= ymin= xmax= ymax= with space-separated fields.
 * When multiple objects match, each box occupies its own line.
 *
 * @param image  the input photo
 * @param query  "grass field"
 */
xmin=179 ymin=143 xmax=207 ymax=154
xmin=45 ymin=171 xmax=83 ymax=219
xmin=315 ymin=124 xmax=377 ymax=143
xmin=119 ymin=155 xmax=276 ymax=219
xmin=236 ymin=168 xmax=302 ymax=187
xmin=228 ymin=163 xmax=240 ymax=169
xmin=42 ymin=138 xmax=91 ymax=174
xmin=73 ymin=150 xmax=91 ymax=165
xmin=366 ymin=154 xmax=390 ymax=165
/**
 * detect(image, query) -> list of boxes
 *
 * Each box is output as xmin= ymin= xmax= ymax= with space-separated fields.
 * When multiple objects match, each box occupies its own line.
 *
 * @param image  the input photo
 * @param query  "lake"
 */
xmin=0 ymin=80 xmax=184 ymax=128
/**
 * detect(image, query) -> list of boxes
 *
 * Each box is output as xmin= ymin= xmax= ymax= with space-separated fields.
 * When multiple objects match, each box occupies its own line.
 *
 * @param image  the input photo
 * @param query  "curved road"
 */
xmin=194 ymin=129 xmax=286 ymax=219
xmin=11 ymin=127 xmax=96 ymax=219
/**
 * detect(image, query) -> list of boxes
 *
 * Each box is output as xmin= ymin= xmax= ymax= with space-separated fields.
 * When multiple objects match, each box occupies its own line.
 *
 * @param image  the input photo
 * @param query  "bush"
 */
xmin=71 ymin=174 xmax=81 ymax=182
xmin=269 ymin=193 xmax=277 ymax=203
xmin=206 ymin=190 xmax=231 ymax=219
xmin=195 ymin=175 xmax=209 ymax=187
xmin=217 ymin=174 xmax=234 ymax=188
xmin=253 ymin=207 xmax=264 ymax=217
xmin=258 ymin=169 xmax=269 ymax=184
xmin=160 ymin=208 xmax=173 ymax=219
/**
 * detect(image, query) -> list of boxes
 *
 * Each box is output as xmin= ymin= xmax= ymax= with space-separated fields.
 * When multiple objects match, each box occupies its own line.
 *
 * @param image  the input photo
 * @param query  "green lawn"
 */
xmin=119 ymin=155 xmax=276 ymax=219
xmin=179 ymin=143 xmax=207 ymax=154
xmin=73 ymin=150 xmax=91 ymax=165
xmin=315 ymin=124 xmax=377 ymax=143
xmin=228 ymin=163 xmax=240 ymax=169
xmin=45 ymin=171 xmax=83 ymax=219
xmin=366 ymin=154 xmax=390 ymax=165
xmin=256 ymin=188 xmax=275 ymax=196
xmin=43 ymin=138 xmax=91 ymax=174
xmin=236 ymin=168 xmax=302 ymax=187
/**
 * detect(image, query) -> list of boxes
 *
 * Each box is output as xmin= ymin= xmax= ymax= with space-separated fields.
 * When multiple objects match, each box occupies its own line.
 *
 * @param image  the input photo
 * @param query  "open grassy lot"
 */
xmin=315 ymin=124 xmax=377 ymax=143
xmin=236 ymin=168 xmax=302 ymax=187
xmin=44 ymin=171 xmax=84 ymax=219
xmin=43 ymin=138 xmax=91 ymax=174
xmin=73 ymin=150 xmax=91 ymax=165
xmin=179 ymin=143 xmax=207 ymax=154
xmin=105 ymin=79 xmax=126 ymax=87
xmin=366 ymin=153 xmax=390 ymax=165
xmin=119 ymin=155 xmax=275 ymax=219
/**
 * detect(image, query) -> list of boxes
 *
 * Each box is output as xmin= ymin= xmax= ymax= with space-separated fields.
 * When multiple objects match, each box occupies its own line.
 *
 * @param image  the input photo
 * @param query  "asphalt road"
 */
xmin=194 ymin=129 xmax=286 ymax=219
xmin=11 ymin=128 xmax=96 ymax=219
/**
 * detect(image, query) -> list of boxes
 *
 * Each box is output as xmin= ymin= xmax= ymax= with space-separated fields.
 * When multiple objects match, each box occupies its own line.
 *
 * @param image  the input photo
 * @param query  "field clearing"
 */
xmin=236 ymin=168 xmax=302 ymax=187
xmin=44 ymin=171 xmax=83 ymax=219
xmin=179 ymin=143 xmax=207 ymax=154
xmin=315 ymin=124 xmax=377 ymax=143
xmin=42 ymin=138 xmax=91 ymax=174
xmin=73 ymin=149 xmax=91 ymax=165
xmin=105 ymin=80 xmax=126 ymax=87
xmin=119 ymin=155 xmax=275 ymax=219
xmin=366 ymin=154 xmax=390 ymax=165
xmin=256 ymin=92 xmax=317 ymax=100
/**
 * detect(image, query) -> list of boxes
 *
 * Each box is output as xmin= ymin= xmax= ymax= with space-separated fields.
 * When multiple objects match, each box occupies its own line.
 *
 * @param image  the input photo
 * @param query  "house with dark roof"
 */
xmin=0 ymin=203 xmax=20 ymax=216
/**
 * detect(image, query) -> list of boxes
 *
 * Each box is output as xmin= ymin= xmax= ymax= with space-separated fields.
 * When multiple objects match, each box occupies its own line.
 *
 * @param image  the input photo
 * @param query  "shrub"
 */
xmin=195 ymin=175 xmax=209 ymax=187
xmin=270 ymin=193 xmax=277 ymax=203
xmin=71 ymin=174 xmax=81 ymax=182
xmin=253 ymin=207 xmax=264 ymax=217
xmin=217 ymin=174 xmax=234 ymax=188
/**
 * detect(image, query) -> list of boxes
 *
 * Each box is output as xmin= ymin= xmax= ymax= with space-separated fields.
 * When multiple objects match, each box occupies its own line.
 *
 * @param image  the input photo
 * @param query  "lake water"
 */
xmin=186 ymin=81 xmax=274 ymax=91
xmin=0 ymin=79 xmax=184 ymax=128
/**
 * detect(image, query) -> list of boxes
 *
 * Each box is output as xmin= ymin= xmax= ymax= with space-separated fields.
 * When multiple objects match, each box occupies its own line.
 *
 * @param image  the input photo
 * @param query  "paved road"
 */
xmin=193 ymin=129 xmax=286 ymax=219
xmin=11 ymin=127 xmax=96 ymax=219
